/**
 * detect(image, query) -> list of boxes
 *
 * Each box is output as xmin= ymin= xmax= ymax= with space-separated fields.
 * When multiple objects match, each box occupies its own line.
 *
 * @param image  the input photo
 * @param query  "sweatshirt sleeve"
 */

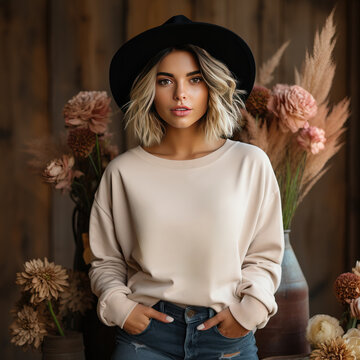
xmin=88 ymin=167 xmax=139 ymax=329
xmin=229 ymin=169 xmax=284 ymax=331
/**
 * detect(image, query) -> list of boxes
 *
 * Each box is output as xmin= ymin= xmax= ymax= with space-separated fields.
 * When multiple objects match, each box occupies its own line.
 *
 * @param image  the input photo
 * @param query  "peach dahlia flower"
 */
xmin=267 ymin=84 xmax=317 ymax=133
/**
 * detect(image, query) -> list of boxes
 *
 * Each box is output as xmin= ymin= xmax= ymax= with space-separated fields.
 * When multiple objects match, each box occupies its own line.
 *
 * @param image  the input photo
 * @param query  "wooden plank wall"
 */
xmin=1 ymin=0 xmax=358 ymax=358
xmin=49 ymin=0 xmax=127 ymax=270
xmin=1 ymin=1 xmax=50 ymax=359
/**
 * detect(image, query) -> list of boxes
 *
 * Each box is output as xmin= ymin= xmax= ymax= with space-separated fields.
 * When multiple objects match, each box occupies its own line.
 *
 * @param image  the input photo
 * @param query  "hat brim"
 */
xmin=109 ymin=21 xmax=255 ymax=110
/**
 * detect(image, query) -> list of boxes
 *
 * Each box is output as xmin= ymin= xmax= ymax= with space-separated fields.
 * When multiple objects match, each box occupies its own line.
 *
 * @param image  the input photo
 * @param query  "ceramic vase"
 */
xmin=42 ymin=331 xmax=85 ymax=360
xmin=255 ymin=230 xmax=311 ymax=359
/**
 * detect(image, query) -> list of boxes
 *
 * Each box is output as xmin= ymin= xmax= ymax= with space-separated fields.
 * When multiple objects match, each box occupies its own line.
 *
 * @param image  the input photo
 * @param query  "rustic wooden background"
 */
xmin=1 ymin=0 xmax=359 ymax=358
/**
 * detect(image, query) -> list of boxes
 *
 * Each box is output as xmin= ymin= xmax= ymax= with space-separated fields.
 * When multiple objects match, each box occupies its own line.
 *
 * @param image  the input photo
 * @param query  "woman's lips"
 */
xmin=171 ymin=109 xmax=192 ymax=117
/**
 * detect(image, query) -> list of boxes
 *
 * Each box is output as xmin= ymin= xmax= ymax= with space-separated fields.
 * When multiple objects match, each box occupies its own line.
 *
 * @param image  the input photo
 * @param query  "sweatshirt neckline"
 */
xmin=132 ymin=138 xmax=235 ymax=168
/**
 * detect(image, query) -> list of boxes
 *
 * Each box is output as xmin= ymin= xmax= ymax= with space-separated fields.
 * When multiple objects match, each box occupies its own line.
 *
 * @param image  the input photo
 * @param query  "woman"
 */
xmin=89 ymin=15 xmax=284 ymax=360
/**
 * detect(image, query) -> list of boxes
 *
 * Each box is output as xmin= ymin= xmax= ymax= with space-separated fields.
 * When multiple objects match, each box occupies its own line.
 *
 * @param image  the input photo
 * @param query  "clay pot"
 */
xmin=255 ymin=230 xmax=311 ymax=359
xmin=42 ymin=330 xmax=85 ymax=360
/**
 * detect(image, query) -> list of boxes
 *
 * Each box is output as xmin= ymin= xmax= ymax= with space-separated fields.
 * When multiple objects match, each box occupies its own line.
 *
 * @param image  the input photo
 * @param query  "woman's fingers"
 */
xmin=147 ymin=308 xmax=174 ymax=323
xmin=123 ymin=304 xmax=168 ymax=335
xmin=197 ymin=314 xmax=221 ymax=330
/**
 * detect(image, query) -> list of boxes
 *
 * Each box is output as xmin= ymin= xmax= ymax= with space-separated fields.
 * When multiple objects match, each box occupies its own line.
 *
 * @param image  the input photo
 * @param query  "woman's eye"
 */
xmin=158 ymin=79 xmax=171 ymax=86
xmin=191 ymin=77 xmax=203 ymax=84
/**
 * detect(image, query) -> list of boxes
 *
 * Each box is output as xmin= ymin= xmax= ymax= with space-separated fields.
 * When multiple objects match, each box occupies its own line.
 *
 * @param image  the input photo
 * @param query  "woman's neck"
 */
xmin=141 ymin=132 xmax=226 ymax=160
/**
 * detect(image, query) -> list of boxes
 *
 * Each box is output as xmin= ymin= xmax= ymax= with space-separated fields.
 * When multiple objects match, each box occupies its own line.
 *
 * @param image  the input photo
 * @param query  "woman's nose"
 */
xmin=173 ymin=83 xmax=187 ymax=100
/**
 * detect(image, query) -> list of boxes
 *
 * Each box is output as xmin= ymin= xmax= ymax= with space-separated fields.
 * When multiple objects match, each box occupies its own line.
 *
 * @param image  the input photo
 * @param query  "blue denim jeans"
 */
xmin=111 ymin=300 xmax=259 ymax=360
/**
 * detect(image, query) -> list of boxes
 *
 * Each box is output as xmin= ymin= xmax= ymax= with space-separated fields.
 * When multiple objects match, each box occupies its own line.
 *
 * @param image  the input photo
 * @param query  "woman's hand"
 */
xmin=197 ymin=307 xmax=250 ymax=338
xmin=123 ymin=303 xmax=174 ymax=335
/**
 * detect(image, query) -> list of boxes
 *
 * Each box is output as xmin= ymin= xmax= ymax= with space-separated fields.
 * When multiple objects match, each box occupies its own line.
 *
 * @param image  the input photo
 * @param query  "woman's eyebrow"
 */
xmin=156 ymin=70 xmax=201 ymax=77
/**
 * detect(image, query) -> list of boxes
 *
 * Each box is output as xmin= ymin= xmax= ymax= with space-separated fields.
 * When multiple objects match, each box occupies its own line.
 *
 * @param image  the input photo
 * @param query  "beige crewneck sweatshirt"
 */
xmin=88 ymin=138 xmax=284 ymax=332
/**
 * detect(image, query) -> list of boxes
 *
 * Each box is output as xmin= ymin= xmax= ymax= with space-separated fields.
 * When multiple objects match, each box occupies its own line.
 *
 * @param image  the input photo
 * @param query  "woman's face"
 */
xmin=154 ymin=50 xmax=209 ymax=129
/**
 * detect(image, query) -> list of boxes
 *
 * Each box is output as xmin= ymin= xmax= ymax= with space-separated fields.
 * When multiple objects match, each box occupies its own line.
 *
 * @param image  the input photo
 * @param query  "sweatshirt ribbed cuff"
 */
xmin=98 ymin=291 xmax=139 ymax=329
xmin=228 ymin=295 xmax=270 ymax=331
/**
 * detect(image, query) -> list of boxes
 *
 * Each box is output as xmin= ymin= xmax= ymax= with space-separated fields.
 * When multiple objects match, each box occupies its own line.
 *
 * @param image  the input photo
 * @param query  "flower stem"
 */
xmin=347 ymin=316 xmax=358 ymax=330
xmin=47 ymin=300 xmax=65 ymax=337
xmin=279 ymin=150 xmax=307 ymax=229
xmin=88 ymin=154 xmax=100 ymax=180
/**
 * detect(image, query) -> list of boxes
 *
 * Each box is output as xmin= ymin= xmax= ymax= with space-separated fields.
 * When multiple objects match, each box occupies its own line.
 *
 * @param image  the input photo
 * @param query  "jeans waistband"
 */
xmin=157 ymin=300 xmax=216 ymax=324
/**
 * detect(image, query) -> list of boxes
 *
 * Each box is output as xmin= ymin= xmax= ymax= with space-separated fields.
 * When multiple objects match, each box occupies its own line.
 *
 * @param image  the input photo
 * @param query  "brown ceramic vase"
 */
xmin=255 ymin=230 xmax=311 ymax=359
xmin=42 ymin=330 xmax=85 ymax=360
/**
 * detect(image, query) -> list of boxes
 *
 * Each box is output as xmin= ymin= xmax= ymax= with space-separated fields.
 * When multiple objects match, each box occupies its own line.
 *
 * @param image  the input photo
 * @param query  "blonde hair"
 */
xmin=122 ymin=44 xmax=246 ymax=147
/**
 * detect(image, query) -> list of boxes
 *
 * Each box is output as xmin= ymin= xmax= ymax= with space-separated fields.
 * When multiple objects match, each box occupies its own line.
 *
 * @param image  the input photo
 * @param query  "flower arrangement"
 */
xmin=306 ymin=261 xmax=360 ymax=359
xmin=9 ymin=257 xmax=94 ymax=352
xmin=234 ymin=10 xmax=349 ymax=229
xmin=25 ymin=91 xmax=119 ymax=269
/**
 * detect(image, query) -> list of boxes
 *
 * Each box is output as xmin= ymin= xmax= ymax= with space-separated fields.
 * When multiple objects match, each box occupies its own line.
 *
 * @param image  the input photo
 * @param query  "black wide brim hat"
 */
xmin=109 ymin=15 xmax=256 ymax=110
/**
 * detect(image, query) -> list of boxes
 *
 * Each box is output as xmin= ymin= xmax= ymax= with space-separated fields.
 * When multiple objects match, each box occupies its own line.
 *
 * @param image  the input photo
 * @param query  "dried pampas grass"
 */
xmin=236 ymin=8 xmax=349 ymax=228
xmin=299 ymin=99 xmax=349 ymax=202
xmin=295 ymin=10 xmax=337 ymax=106
xmin=23 ymin=131 xmax=71 ymax=174
xmin=257 ymin=41 xmax=290 ymax=86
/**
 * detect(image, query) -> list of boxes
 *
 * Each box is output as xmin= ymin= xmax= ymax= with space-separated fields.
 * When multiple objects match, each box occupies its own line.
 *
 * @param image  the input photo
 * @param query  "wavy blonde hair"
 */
xmin=122 ymin=44 xmax=246 ymax=146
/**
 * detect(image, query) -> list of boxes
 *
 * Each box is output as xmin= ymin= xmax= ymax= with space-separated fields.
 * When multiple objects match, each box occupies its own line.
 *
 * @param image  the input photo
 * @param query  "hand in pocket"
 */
xmin=197 ymin=307 xmax=250 ymax=338
xmin=123 ymin=303 xmax=174 ymax=335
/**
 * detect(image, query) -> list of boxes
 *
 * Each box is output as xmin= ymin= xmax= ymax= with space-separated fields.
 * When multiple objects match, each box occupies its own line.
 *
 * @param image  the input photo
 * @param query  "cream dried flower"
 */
xmin=63 ymin=91 xmax=111 ymax=134
xmin=267 ymin=84 xmax=317 ymax=133
xmin=9 ymin=305 xmax=47 ymax=349
xmin=42 ymin=154 xmax=83 ymax=193
xmin=353 ymin=261 xmax=360 ymax=277
xmin=344 ymin=328 xmax=360 ymax=339
xmin=310 ymin=337 xmax=355 ymax=360
xmin=297 ymin=126 xmax=326 ymax=154
xmin=10 ymin=292 xmax=57 ymax=330
xmin=344 ymin=328 xmax=360 ymax=360
xmin=16 ymin=257 xmax=69 ymax=304
xmin=58 ymin=270 xmax=94 ymax=317
xmin=306 ymin=314 xmax=344 ymax=347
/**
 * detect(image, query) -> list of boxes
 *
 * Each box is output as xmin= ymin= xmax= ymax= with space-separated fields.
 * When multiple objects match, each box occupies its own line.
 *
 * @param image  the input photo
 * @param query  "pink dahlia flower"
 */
xmin=297 ymin=126 xmax=326 ymax=154
xmin=267 ymin=84 xmax=317 ymax=133
xmin=63 ymin=91 xmax=111 ymax=134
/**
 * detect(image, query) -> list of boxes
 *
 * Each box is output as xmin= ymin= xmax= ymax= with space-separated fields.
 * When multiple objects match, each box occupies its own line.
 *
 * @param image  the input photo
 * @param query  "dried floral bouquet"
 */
xmin=9 ymin=258 xmax=94 ymax=351
xmin=25 ymin=91 xmax=119 ymax=269
xmin=306 ymin=261 xmax=360 ymax=360
xmin=234 ymin=10 xmax=349 ymax=229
